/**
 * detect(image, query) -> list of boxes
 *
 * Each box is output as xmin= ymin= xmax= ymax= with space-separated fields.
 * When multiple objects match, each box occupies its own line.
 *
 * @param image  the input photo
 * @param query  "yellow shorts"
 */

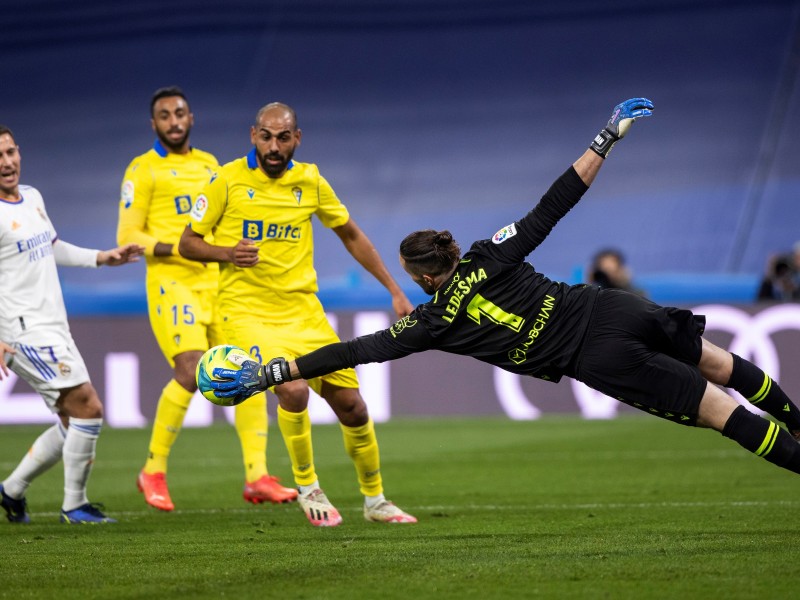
xmin=146 ymin=277 xmax=224 ymax=367
xmin=222 ymin=303 xmax=359 ymax=393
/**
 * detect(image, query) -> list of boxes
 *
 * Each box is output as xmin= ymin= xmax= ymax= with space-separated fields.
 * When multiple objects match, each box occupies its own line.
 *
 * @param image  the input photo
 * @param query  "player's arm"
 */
xmin=178 ymin=226 xmax=259 ymax=267
xmin=333 ymin=218 xmax=414 ymax=317
xmin=209 ymin=315 xmax=433 ymax=400
xmin=96 ymin=244 xmax=145 ymax=266
xmin=490 ymin=98 xmax=654 ymax=264
xmin=178 ymin=170 xmax=260 ymax=266
xmin=117 ymin=162 xmax=171 ymax=255
xmin=52 ymin=239 xmax=144 ymax=268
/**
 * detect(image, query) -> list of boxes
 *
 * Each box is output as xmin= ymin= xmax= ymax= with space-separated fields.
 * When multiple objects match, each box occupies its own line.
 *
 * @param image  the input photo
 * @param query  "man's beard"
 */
xmin=157 ymin=128 xmax=190 ymax=152
xmin=258 ymin=149 xmax=294 ymax=177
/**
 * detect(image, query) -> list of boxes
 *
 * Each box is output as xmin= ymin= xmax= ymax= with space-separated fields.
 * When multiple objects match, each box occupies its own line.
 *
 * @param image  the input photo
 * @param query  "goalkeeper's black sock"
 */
xmin=722 ymin=406 xmax=800 ymax=474
xmin=726 ymin=353 xmax=800 ymax=434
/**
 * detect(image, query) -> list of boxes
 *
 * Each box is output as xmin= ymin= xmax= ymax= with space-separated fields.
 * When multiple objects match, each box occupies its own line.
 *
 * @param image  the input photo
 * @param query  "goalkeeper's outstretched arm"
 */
xmin=209 ymin=343 xmax=356 ymax=401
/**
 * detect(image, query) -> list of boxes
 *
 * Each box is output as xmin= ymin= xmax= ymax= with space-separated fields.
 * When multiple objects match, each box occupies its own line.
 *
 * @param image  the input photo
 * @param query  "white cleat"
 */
xmin=363 ymin=500 xmax=418 ymax=524
xmin=298 ymin=488 xmax=342 ymax=527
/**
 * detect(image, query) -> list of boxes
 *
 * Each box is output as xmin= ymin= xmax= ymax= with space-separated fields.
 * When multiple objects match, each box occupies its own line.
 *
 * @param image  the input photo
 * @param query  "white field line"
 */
xmin=20 ymin=498 xmax=800 ymax=520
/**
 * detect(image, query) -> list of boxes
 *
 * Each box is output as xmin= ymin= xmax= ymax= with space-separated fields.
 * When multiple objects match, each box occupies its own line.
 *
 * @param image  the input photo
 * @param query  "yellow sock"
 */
xmin=341 ymin=418 xmax=383 ymax=496
xmin=144 ymin=379 xmax=193 ymax=474
xmin=234 ymin=392 xmax=268 ymax=483
xmin=277 ymin=406 xmax=316 ymax=486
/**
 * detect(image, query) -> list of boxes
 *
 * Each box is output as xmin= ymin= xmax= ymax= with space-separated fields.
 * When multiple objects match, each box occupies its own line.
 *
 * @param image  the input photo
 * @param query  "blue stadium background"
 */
xmin=5 ymin=0 xmax=800 ymax=314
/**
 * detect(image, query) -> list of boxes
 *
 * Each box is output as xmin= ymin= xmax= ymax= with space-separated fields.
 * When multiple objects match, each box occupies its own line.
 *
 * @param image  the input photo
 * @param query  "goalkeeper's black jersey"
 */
xmin=297 ymin=166 xmax=600 ymax=384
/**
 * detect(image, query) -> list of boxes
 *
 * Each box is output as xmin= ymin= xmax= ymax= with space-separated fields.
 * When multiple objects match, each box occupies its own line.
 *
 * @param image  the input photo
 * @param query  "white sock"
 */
xmin=364 ymin=493 xmax=386 ymax=508
xmin=62 ymin=417 xmax=102 ymax=511
xmin=3 ymin=422 xmax=66 ymax=499
xmin=298 ymin=480 xmax=321 ymax=495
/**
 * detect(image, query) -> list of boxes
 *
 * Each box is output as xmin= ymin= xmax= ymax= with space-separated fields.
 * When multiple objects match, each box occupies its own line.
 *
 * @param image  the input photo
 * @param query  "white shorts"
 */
xmin=7 ymin=335 xmax=91 ymax=411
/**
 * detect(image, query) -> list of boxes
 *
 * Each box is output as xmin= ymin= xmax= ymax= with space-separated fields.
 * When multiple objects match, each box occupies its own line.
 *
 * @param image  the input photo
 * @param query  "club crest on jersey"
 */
xmin=492 ymin=223 xmax=517 ymax=244
xmin=121 ymin=180 xmax=135 ymax=208
xmin=190 ymin=194 xmax=209 ymax=221
xmin=58 ymin=362 xmax=72 ymax=376
xmin=389 ymin=315 xmax=417 ymax=338
xmin=292 ymin=186 xmax=302 ymax=203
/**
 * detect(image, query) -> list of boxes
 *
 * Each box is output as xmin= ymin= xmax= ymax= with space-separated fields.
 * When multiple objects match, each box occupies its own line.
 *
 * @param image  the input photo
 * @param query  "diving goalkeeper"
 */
xmin=210 ymin=98 xmax=800 ymax=482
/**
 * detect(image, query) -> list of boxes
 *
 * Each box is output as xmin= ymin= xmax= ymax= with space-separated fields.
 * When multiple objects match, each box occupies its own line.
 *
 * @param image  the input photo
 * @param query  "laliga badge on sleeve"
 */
xmin=121 ymin=180 xmax=134 ymax=208
xmin=492 ymin=223 xmax=517 ymax=244
xmin=190 ymin=194 xmax=208 ymax=221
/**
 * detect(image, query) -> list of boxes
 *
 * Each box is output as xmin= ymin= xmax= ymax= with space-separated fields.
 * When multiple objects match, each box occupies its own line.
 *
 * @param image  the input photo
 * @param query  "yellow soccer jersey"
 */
xmin=189 ymin=149 xmax=350 ymax=321
xmin=118 ymin=140 xmax=219 ymax=286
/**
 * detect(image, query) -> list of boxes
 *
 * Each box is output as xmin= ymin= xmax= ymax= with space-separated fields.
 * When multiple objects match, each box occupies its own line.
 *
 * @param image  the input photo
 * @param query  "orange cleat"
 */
xmin=243 ymin=475 xmax=298 ymax=504
xmin=137 ymin=470 xmax=175 ymax=512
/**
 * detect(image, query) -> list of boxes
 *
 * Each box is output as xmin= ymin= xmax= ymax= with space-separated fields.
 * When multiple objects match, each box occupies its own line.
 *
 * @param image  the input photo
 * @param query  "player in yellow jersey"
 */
xmin=179 ymin=102 xmax=417 ymax=526
xmin=117 ymin=87 xmax=297 ymax=512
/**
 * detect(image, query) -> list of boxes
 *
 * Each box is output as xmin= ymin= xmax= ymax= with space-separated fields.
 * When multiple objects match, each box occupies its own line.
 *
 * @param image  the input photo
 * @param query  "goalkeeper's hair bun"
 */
xmin=400 ymin=229 xmax=461 ymax=276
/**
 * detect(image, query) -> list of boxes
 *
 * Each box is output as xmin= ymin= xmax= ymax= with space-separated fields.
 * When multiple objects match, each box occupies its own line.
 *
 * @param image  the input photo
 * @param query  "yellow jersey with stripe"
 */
xmin=189 ymin=149 xmax=350 ymax=322
xmin=117 ymin=140 xmax=219 ymax=289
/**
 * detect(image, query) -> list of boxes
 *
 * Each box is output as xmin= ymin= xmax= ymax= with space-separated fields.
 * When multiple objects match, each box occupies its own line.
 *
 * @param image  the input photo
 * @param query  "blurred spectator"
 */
xmin=587 ymin=248 xmax=646 ymax=297
xmin=757 ymin=252 xmax=798 ymax=302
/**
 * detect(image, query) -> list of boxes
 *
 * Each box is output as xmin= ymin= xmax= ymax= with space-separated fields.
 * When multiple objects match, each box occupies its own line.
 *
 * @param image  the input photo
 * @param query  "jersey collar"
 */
xmin=153 ymin=139 xmax=169 ymax=157
xmin=246 ymin=148 xmax=294 ymax=172
xmin=153 ymin=139 xmax=193 ymax=157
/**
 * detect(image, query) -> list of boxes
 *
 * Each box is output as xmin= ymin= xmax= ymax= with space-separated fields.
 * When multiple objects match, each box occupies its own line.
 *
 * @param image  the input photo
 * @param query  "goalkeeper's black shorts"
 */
xmin=571 ymin=288 xmax=707 ymax=426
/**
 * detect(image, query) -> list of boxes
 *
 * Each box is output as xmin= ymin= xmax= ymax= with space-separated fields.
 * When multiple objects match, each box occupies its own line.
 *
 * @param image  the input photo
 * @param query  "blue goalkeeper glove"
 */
xmin=211 ymin=357 xmax=293 ymax=400
xmin=590 ymin=97 xmax=654 ymax=158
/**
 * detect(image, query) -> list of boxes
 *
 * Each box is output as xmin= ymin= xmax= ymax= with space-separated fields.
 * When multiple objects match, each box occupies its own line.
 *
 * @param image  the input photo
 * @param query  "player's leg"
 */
xmin=1 ymin=348 xmax=66 ymax=523
xmin=56 ymin=382 xmax=116 ymax=523
xmin=697 ymin=382 xmax=800 ymax=474
xmin=698 ymin=338 xmax=800 ymax=438
xmin=269 ymin=309 xmax=344 ymax=526
xmin=273 ymin=380 xmax=335 ymax=523
xmin=1 ymin=421 xmax=65 ymax=523
xmin=223 ymin=319 xmax=297 ymax=505
xmin=237 ymin=390 xmax=297 ymax=504
xmin=138 ymin=280 xmax=198 ymax=510
xmin=138 ymin=349 xmax=201 ymax=511
xmin=320 ymin=380 xmax=417 ymax=524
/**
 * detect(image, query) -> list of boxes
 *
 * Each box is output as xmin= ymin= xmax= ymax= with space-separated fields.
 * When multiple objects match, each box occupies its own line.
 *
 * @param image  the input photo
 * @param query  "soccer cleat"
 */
xmin=364 ymin=500 xmax=418 ymax=524
xmin=243 ymin=475 xmax=298 ymax=504
xmin=60 ymin=503 xmax=117 ymax=524
xmin=137 ymin=470 xmax=175 ymax=511
xmin=0 ymin=483 xmax=30 ymax=524
xmin=297 ymin=488 xmax=342 ymax=527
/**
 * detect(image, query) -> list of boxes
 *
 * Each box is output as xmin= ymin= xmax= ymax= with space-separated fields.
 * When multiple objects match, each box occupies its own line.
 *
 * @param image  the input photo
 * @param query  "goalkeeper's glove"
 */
xmin=589 ymin=97 xmax=654 ymax=158
xmin=210 ymin=357 xmax=293 ymax=400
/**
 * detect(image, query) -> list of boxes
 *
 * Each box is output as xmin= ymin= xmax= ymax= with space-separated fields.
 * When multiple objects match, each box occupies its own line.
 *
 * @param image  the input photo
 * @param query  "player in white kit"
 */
xmin=0 ymin=125 xmax=144 ymax=524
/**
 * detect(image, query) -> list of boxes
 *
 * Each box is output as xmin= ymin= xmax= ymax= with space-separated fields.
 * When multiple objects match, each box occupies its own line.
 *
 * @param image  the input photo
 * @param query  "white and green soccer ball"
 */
xmin=195 ymin=344 xmax=253 ymax=406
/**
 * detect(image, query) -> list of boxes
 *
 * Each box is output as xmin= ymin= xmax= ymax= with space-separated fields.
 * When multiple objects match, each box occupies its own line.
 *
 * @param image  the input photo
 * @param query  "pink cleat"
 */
xmin=364 ymin=500 xmax=417 ymax=524
xmin=298 ymin=488 xmax=342 ymax=527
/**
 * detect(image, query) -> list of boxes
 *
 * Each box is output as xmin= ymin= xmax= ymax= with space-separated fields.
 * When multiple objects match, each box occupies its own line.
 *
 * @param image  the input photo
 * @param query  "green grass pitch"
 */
xmin=1 ymin=416 xmax=798 ymax=599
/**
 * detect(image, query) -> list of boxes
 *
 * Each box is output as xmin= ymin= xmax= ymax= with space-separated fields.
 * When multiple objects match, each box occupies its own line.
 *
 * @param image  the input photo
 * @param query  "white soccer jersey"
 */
xmin=0 ymin=185 xmax=70 ymax=344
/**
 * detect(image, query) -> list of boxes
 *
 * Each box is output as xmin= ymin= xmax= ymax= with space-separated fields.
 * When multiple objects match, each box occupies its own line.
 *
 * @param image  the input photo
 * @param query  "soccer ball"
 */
xmin=196 ymin=344 xmax=253 ymax=406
